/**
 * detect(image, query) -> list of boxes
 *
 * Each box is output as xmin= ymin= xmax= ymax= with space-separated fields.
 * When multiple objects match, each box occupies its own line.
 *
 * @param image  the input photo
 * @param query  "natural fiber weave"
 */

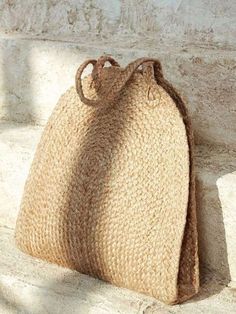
xmin=15 ymin=56 xmax=199 ymax=304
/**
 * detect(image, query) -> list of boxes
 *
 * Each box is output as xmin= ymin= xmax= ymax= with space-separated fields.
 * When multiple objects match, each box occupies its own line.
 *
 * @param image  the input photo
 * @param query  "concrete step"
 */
xmin=1 ymin=121 xmax=236 ymax=285
xmin=0 ymin=225 xmax=236 ymax=314
xmin=0 ymin=35 xmax=235 ymax=149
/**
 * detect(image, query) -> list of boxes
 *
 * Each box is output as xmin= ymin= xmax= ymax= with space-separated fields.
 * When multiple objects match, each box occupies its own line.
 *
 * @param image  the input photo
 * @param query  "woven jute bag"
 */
xmin=15 ymin=56 xmax=199 ymax=304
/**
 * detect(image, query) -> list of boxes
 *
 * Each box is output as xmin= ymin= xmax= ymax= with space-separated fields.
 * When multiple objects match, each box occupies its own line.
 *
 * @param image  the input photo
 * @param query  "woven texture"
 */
xmin=15 ymin=56 xmax=199 ymax=304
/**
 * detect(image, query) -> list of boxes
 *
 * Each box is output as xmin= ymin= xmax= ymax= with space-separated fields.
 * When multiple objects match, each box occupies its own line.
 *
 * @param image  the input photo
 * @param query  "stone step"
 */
xmin=0 ymin=121 xmax=236 ymax=285
xmin=0 ymin=35 xmax=235 ymax=149
xmin=0 ymin=225 xmax=236 ymax=314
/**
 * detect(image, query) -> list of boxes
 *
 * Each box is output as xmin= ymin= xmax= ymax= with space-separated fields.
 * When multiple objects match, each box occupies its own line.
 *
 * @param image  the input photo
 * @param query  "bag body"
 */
xmin=15 ymin=56 xmax=199 ymax=304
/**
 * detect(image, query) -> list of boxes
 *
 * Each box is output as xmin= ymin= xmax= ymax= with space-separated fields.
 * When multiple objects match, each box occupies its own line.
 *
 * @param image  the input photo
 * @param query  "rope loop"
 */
xmin=75 ymin=56 xmax=163 ymax=107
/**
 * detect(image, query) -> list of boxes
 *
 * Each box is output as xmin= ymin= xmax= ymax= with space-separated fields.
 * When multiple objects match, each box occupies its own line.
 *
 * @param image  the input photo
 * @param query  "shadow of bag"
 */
xmin=15 ymin=56 xmax=199 ymax=304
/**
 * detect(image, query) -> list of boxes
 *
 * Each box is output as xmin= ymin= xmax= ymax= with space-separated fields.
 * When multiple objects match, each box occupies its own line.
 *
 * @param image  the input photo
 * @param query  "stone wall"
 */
xmin=1 ymin=0 xmax=236 ymax=48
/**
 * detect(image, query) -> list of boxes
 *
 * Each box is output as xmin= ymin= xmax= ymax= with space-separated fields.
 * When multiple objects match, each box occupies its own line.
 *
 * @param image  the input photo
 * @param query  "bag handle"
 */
xmin=75 ymin=56 xmax=163 ymax=107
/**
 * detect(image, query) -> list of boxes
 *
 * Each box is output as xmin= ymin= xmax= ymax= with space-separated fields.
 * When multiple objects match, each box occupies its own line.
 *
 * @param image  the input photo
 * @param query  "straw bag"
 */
xmin=15 ymin=56 xmax=199 ymax=304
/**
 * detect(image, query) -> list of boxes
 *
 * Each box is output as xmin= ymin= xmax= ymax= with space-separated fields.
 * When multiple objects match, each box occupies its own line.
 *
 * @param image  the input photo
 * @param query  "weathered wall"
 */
xmin=1 ymin=0 xmax=236 ymax=48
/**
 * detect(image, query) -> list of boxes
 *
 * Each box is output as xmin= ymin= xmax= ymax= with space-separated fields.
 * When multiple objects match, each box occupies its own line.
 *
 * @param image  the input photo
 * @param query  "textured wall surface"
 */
xmin=0 ymin=0 xmax=236 ymax=48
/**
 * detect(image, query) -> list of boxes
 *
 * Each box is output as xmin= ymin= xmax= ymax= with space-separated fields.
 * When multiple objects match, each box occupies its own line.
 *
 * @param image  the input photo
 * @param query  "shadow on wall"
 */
xmin=195 ymin=147 xmax=236 ymax=295
xmin=177 ymin=148 xmax=236 ymax=305
xmin=217 ymin=171 xmax=236 ymax=282
xmin=197 ymin=177 xmax=230 ymax=282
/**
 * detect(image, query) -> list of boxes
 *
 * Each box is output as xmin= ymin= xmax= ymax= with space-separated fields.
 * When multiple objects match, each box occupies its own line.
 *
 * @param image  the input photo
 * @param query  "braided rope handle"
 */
xmin=75 ymin=56 xmax=163 ymax=107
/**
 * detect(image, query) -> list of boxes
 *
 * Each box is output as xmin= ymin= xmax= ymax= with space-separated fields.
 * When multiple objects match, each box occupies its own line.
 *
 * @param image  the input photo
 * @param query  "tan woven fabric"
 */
xmin=15 ymin=56 xmax=199 ymax=304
